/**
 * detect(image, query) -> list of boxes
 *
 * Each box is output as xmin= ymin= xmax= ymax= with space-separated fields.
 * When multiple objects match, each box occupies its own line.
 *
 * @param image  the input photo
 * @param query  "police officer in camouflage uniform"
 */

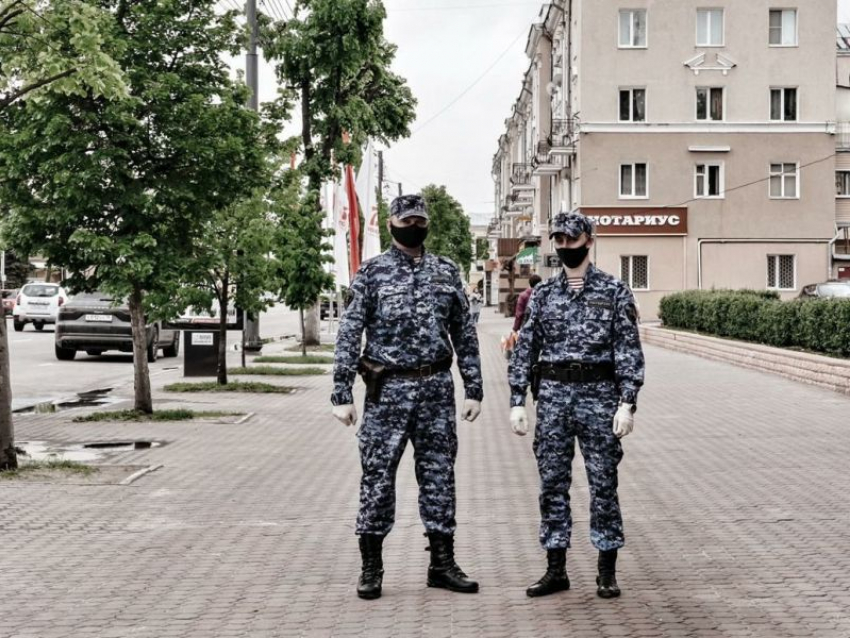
xmin=332 ymin=194 xmax=484 ymax=600
xmin=508 ymin=211 xmax=645 ymax=599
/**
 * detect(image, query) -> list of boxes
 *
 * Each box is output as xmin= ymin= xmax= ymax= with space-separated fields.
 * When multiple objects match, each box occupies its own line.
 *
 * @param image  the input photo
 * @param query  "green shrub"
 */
xmin=658 ymin=290 xmax=850 ymax=357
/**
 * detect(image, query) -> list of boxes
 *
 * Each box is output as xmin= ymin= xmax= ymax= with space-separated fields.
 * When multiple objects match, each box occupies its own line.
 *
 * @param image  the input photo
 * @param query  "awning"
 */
xmin=515 ymin=246 xmax=538 ymax=265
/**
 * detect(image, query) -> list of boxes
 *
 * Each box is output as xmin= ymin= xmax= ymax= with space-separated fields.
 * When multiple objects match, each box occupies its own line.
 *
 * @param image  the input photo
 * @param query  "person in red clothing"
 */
xmin=512 ymin=274 xmax=543 ymax=334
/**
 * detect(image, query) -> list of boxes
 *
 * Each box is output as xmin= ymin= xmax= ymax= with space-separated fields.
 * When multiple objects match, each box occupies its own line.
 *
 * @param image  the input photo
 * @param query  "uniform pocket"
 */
xmin=377 ymin=284 xmax=410 ymax=320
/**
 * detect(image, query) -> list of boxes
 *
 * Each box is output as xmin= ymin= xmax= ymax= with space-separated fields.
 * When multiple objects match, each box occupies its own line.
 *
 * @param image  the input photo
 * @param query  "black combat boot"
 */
xmin=596 ymin=549 xmax=621 ymax=598
xmin=425 ymin=532 xmax=479 ymax=593
xmin=357 ymin=534 xmax=385 ymax=600
xmin=526 ymin=549 xmax=570 ymax=598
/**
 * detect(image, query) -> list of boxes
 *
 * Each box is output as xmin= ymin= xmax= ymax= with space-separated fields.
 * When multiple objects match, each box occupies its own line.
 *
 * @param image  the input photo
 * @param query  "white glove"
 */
xmin=461 ymin=399 xmax=481 ymax=422
xmin=332 ymin=404 xmax=358 ymax=427
xmin=612 ymin=404 xmax=635 ymax=439
xmin=510 ymin=406 xmax=528 ymax=436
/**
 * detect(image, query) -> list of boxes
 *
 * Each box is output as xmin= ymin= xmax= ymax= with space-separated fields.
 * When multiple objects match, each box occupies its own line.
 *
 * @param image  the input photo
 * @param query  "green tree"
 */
xmin=271 ymin=172 xmax=334 ymax=356
xmin=0 ymin=0 xmax=127 ymax=471
xmin=421 ymin=185 xmax=474 ymax=275
xmin=476 ymin=238 xmax=490 ymax=261
xmin=0 ymin=0 xmax=275 ymax=418
xmin=262 ymin=0 xmax=416 ymax=344
xmin=178 ymin=192 xmax=283 ymax=386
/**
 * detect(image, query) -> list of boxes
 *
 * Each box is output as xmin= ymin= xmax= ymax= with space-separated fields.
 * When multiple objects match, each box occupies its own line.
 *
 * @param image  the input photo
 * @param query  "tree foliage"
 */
xmin=421 ymin=185 xmax=473 ymax=275
xmin=0 ymin=0 xmax=127 ymax=110
xmin=0 ymin=0 xmax=277 ymax=412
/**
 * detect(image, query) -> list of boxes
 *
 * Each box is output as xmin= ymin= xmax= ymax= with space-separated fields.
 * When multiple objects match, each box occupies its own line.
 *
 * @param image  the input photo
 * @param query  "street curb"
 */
xmin=641 ymin=324 xmax=850 ymax=396
xmin=119 ymin=464 xmax=164 ymax=486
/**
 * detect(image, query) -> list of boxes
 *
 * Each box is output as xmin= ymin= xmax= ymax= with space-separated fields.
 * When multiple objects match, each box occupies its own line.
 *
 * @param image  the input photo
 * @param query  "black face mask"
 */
xmin=391 ymin=224 xmax=429 ymax=249
xmin=557 ymin=246 xmax=590 ymax=269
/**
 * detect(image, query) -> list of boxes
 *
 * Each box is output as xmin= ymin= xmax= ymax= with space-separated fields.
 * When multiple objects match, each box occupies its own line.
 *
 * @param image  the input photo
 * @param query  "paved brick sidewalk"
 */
xmin=2 ymin=308 xmax=850 ymax=638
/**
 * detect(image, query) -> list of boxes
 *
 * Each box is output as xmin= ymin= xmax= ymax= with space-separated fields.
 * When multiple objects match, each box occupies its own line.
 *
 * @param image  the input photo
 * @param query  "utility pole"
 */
xmin=243 ymin=0 xmax=263 ymax=353
xmin=398 ymin=183 xmax=403 ymax=197
xmin=0 ymin=251 xmax=6 ymax=288
xmin=377 ymin=151 xmax=384 ymax=205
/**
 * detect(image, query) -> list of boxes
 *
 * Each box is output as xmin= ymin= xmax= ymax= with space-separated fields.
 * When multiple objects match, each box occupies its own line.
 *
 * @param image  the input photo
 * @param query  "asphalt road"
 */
xmin=5 ymin=303 xmax=312 ymax=411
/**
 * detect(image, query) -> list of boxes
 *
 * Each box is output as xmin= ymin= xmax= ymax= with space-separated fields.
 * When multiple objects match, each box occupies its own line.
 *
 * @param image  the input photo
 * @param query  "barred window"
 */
xmin=621 ymin=255 xmax=649 ymax=290
xmin=836 ymin=171 xmax=850 ymax=196
xmin=767 ymin=255 xmax=795 ymax=290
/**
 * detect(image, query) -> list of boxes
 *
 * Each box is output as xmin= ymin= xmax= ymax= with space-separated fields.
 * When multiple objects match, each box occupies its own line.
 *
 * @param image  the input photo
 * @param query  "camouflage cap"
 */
xmin=390 ymin=194 xmax=429 ymax=220
xmin=549 ymin=210 xmax=594 ymax=239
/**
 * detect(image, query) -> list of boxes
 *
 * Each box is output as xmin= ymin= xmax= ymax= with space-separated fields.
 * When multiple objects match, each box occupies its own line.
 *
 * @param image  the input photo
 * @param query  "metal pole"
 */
xmin=377 ymin=151 xmax=384 ymax=205
xmin=398 ymin=183 xmax=403 ymax=197
xmin=0 ymin=251 xmax=6 ymax=288
xmin=243 ymin=0 xmax=263 ymax=352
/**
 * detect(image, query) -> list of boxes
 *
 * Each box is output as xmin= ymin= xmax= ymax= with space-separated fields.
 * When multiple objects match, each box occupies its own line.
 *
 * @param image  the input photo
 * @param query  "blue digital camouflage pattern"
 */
xmin=332 ymin=245 xmax=483 ymax=536
xmin=508 ymin=263 xmax=645 ymax=551
xmin=332 ymin=245 xmax=483 ymax=406
xmin=356 ymin=372 xmax=458 ymax=535
xmin=390 ymin=194 xmax=429 ymax=220
xmin=549 ymin=211 xmax=594 ymax=239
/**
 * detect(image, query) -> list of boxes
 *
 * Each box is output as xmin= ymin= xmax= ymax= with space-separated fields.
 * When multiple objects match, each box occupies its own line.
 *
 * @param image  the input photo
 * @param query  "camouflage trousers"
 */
xmin=356 ymin=371 xmax=458 ymax=537
xmin=534 ymin=379 xmax=624 ymax=551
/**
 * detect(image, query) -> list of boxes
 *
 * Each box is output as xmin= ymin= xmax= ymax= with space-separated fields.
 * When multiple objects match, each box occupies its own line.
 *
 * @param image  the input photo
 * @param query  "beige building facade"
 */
xmin=491 ymin=0 xmax=841 ymax=320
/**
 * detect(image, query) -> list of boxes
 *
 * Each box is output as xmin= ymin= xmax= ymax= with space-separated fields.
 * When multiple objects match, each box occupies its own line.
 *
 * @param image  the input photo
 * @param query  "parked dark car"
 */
xmin=797 ymin=281 xmax=850 ymax=300
xmin=1 ymin=289 xmax=17 ymax=316
xmin=54 ymin=292 xmax=180 ymax=361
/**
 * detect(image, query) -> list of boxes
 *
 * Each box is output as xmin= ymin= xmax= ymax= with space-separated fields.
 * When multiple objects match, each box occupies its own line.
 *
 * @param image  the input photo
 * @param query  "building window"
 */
xmin=619 ymin=9 xmax=647 ymax=48
xmin=837 ymin=171 xmax=850 ymax=197
xmin=770 ymin=88 xmax=798 ymax=121
xmin=769 ymin=163 xmax=799 ymax=199
xmin=767 ymin=255 xmax=795 ymax=290
xmin=695 ymin=163 xmax=724 ymax=198
xmin=621 ymin=255 xmax=649 ymax=290
xmin=619 ymin=88 xmax=646 ymax=122
xmin=769 ymin=9 xmax=797 ymax=46
xmin=697 ymin=9 xmax=724 ymax=46
xmin=696 ymin=87 xmax=723 ymax=121
xmin=620 ymin=163 xmax=648 ymax=198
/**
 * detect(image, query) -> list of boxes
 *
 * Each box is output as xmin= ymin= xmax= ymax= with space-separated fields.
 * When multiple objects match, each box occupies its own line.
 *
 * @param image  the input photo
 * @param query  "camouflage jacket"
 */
xmin=508 ymin=264 xmax=645 ymax=408
xmin=331 ymin=246 xmax=484 ymax=405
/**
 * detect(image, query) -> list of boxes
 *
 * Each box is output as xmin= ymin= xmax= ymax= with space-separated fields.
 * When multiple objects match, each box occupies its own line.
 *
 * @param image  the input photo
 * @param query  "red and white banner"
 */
xmin=357 ymin=140 xmax=381 ymax=262
xmin=332 ymin=177 xmax=351 ymax=288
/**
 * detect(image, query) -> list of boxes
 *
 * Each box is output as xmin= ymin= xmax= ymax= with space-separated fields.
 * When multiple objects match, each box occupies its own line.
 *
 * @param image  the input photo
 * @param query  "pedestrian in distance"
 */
xmin=512 ymin=273 xmax=542 ymax=335
xmin=468 ymin=288 xmax=483 ymax=325
xmin=508 ymin=210 xmax=645 ymax=600
xmin=331 ymin=194 xmax=484 ymax=600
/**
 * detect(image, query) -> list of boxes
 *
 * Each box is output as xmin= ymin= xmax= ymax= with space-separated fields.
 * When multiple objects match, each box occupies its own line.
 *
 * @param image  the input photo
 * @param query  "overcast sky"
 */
xmin=246 ymin=0 xmax=850 ymax=221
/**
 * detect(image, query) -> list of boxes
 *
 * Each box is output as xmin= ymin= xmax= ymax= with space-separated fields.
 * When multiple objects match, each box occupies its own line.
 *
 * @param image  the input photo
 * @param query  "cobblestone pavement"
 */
xmin=2 ymin=309 xmax=850 ymax=638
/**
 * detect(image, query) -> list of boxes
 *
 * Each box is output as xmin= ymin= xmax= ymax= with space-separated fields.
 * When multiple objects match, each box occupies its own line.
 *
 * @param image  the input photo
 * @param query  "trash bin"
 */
xmin=183 ymin=331 xmax=219 ymax=377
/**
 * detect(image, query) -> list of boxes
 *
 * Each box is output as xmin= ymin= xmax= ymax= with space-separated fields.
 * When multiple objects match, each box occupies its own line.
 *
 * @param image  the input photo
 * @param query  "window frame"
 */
xmin=695 ymin=162 xmax=725 ymax=199
xmin=620 ymin=255 xmax=651 ymax=291
xmin=619 ymin=162 xmax=649 ymax=200
xmin=836 ymin=170 xmax=850 ymax=198
xmin=769 ymin=87 xmax=799 ymax=122
xmin=619 ymin=87 xmax=646 ymax=122
xmin=769 ymin=8 xmax=798 ymax=47
xmin=619 ymin=9 xmax=648 ymax=49
xmin=767 ymin=254 xmax=796 ymax=291
xmin=696 ymin=86 xmax=725 ymax=121
xmin=696 ymin=8 xmax=725 ymax=47
xmin=768 ymin=162 xmax=800 ymax=200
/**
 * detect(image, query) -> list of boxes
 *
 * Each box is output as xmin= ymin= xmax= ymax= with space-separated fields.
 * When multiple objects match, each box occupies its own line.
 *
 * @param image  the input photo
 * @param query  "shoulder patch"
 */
xmin=625 ymin=302 xmax=638 ymax=325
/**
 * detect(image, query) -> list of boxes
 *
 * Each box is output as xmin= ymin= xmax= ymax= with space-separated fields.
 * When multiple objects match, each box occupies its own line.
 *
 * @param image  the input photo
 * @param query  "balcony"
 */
xmin=532 ymin=140 xmax=563 ymax=176
xmin=837 ymin=122 xmax=850 ymax=151
xmin=549 ymin=118 xmax=579 ymax=154
xmin=510 ymin=163 xmax=535 ymax=192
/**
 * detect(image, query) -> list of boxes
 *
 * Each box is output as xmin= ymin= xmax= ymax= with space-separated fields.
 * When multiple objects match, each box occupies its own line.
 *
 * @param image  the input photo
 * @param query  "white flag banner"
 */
xmin=356 ymin=140 xmax=381 ymax=261
xmin=333 ymin=177 xmax=351 ymax=288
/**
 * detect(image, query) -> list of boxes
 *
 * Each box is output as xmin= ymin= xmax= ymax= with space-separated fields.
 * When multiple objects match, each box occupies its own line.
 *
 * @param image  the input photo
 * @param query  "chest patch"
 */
xmin=586 ymin=299 xmax=615 ymax=311
xmin=431 ymin=273 xmax=453 ymax=286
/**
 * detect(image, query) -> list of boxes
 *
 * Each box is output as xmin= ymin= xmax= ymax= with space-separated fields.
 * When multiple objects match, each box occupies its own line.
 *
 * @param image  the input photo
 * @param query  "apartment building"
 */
xmin=491 ymin=0 xmax=838 ymax=320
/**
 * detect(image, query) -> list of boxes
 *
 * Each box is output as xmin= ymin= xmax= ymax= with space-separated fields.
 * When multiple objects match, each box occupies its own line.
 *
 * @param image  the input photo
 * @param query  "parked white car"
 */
xmin=12 ymin=283 xmax=68 ymax=332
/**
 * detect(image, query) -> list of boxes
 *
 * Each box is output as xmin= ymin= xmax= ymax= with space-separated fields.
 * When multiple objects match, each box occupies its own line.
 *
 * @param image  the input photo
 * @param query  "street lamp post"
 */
xmin=242 ymin=0 xmax=263 ymax=352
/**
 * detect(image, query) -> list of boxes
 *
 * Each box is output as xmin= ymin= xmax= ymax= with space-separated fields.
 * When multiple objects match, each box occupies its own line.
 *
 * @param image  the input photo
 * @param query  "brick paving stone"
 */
xmin=3 ymin=309 xmax=850 ymax=637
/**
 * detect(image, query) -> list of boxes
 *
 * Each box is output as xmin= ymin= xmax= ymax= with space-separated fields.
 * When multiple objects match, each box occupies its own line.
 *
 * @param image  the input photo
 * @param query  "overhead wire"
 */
xmin=391 ymin=1 xmax=541 ymax=11
xmin=412 ymin=27 xmax=528 ymax=134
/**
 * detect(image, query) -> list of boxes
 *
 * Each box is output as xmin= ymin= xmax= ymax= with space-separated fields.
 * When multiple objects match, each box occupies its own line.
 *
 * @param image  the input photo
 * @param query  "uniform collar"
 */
xmin=389 ymin=244 xmax=427 ymax=265
xmin=557 ymin=262 xmax=599 ymax=292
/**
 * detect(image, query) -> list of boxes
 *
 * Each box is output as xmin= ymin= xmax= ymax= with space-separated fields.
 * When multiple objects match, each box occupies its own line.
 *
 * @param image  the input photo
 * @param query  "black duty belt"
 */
xmin=385 ymin=358 xmax=453 ymax=379
xmin=537 ymin=361 xmax=615 ymax=383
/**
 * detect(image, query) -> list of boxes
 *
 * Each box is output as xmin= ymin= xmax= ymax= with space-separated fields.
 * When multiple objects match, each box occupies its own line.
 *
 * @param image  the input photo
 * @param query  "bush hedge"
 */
xmin=658 ymin=290 xmax=850 ymax=357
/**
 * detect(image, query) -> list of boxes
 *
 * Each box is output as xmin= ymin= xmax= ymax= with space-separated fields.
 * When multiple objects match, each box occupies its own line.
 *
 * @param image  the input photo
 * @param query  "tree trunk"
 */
xmin=300 ymin=308 xmax=306 ymax=357
xmin=304 ymin=301 xmax=320 ymax=346
xmin=128 ymin=287 xmax=153 ymax=414
xmin=0 ymin=316 xmax=17 ymax=470
xmin=217 ymin=279 xmax=229 ymax=386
